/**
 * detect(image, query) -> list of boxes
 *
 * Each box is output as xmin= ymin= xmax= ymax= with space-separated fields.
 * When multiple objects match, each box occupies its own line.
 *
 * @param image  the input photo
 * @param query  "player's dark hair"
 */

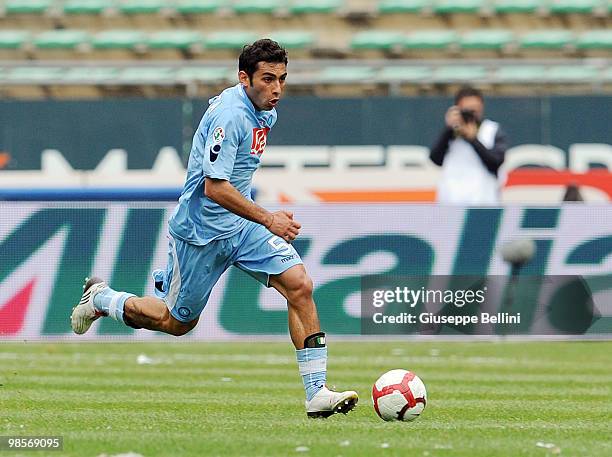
xmin=239 ymin=39 xmax=288 ymax=83
xmin=454 ymin=86 xmax=483 ymax=104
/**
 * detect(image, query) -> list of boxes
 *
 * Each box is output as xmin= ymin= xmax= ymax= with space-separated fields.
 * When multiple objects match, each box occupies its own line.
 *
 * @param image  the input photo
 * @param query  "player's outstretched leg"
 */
xmin=270 ymin=265 xmax=358 ymax=418
xmin=71 ymin=277 xmax=197 ymax=336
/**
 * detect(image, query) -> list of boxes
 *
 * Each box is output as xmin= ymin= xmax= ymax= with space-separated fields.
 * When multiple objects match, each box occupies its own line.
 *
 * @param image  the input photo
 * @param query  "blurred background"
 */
xmin=0 ymin=0 xmax=610 ymax=339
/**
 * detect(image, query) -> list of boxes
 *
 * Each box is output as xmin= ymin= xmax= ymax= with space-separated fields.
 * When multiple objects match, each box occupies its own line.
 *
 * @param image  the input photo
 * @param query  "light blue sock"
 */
xmin=296 ymin=347 xmax=327 ymax=401
xmin=92 ymin=287 xmax=134 ymax=323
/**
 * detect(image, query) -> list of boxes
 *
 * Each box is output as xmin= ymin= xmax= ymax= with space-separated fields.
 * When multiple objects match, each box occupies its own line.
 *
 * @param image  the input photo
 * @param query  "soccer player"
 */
xmin=71 ymin=39 xmax=358 ymax=418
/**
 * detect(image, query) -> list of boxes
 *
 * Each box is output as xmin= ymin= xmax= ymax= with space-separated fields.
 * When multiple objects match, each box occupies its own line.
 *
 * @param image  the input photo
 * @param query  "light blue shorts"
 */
xmin=153 ymin=221 xmax=303 ymax=323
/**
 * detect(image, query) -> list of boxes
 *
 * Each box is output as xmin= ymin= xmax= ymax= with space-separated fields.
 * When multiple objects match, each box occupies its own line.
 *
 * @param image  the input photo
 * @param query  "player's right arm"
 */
xmin=205 ymin=178 xmax=300 ymax=241
xmin=201 ymin=109 xmax=300 ymax=241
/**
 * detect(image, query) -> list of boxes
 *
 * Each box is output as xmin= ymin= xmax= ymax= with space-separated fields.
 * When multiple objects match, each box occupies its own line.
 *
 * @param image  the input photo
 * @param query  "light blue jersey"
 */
xmin=169 ymin=84 xmax=277 ymax=245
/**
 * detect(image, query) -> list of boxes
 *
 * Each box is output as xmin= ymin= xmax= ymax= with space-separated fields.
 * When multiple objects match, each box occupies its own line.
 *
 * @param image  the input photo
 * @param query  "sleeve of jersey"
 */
xmin=202 ymin=110 xmax=242 ymax=181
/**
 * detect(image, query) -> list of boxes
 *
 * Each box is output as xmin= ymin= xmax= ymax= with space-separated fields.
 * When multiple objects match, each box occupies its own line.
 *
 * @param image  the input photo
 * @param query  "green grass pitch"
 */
xmin=1 ymin=341 xmax=610 ymax=457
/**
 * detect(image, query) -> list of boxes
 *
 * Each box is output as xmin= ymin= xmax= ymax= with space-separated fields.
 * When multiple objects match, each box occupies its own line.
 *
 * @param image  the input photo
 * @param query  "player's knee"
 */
xmin=287 ymin=274 xmax=314 ymax=303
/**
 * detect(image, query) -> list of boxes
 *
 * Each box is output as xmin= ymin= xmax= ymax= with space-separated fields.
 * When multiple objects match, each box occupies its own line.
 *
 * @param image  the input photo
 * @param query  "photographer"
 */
xmin=430 ymin=86 xmax=509 ymax=204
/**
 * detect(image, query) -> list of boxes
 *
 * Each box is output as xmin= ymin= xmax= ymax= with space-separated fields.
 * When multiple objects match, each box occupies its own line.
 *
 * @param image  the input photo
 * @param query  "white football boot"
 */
xmin=70 ymin=277 xmax=107 ymax=335
xmin=305 ymin=386 xmax=359 ymax=418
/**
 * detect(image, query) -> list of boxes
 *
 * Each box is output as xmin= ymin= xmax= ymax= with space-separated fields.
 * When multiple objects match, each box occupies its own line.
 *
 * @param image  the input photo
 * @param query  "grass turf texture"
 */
xmin=0 ymin=341 xmax=610 ymax=457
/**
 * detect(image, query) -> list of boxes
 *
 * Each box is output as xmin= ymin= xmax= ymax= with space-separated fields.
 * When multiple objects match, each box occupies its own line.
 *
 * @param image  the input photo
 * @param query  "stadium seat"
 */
xmin=493 ymin=0 xmax=541 ymax=14
xmin=116 ymin=67 xmax=174 ymax=83
xmin=4 ymin=0 xmax=52 ymax=15
xmin=519 ymin=30 xmax=574 ymax=55
xmin=204 ymin=31 xmax=258 ymax=50
xmin=375 ymin=0 xmax=441 ymax=29
xmin=405 ymin=30 xmax=458 ymax=50
xmin=174 ymin=0 xmax=221 ymax=14
xmin=577 ymin=30 xmax=612 ymax=50
xmin=376 ymin=66 xmax=432 ymax=83
xmin=91 ymin=30 xmax=147 ymax=59
xmin=174 ymin=66 xmax=229 ymax=83
xmin=433 ymin=0 xmax=484 ymax=15
xmin=547 ymin=65 xmax=599 ymax=82
xmin=549 ymin=0 xmax=599 ymax=15
xmin=62 ymin=0 xmax=108 ymax=15
xmin=115 ymin=0 xmax=169 ymax=28
xmin=34 ymin=30 xmax=89 ymax=50
xmin=148 ymin=30 xmax=203 ymax=50
xmin=495 ymin=65 xmax=547 ymax=82
xmin=289 ymin=0 xmax=343 ymax=14
xmin=0 ymin=30 xmax=31 ymax=59
xmin=350 ymin=31 xmax=404 ymax=51
xmin=491 ymin=0 xmax=544 ymax=29
xmin=0 ymin=30 xmax=31 ymax=49
xmin=33 ymin=30 xmax=89 ymax=59
xmin=377 ymin=0 xmax=426 ymax=14
xmin=92 ymin=30 xmax=147 ymax=50
xmin=5 ymin=66 xmax=63 ymax=82
xmin=232 ymin=0 xmax=281 ymax=14
xmin=433 ymin=65 xmax=487 ymax=83
xmin=3 ymin=0 xmax=55 ymax=28
xmin=148 ymin=30 xmax=203 ymax=58
xmin=269 ymin=31 xmax=315 ymax=49
xmin=118 ymin=0 xmax=164 ymax=15
xmin=460 ymin=29 xmax=514 ymax=50
xmin=404 ymin=30 xmax=458 ymax=57
xmin=318 ymin=66 xmax=375 ymax=83
xmin=62 ymin=66 xmax=119 ymax=83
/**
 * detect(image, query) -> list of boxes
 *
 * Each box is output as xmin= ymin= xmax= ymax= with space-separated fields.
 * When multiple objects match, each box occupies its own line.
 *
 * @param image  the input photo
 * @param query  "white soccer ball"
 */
xmin=372 ymin=369 xmax=427 ymax=421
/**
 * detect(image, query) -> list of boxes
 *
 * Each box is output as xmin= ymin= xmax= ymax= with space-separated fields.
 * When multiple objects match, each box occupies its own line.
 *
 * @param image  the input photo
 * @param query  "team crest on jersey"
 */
xmin=212 ymin=127 xmax=225 ymax=144
xmin=250 ymin=127 xmax=270 ymax=156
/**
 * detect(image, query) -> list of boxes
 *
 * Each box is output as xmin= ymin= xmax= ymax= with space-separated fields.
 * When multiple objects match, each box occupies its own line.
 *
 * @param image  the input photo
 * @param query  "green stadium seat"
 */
xmin=378 ymin=0 xmax=426 ymax=14
xmin=405 ymin=30 xmax=458 ymax=50
xmin=376 ymin=66 xmax=432 ymax=82
xmin=350 ymin=31 xmax=404 ymax=50
xmin=0 ymin=31 xmax=31 ymax=49
xmin=318 ymin=66 xmax=375 ymax=83
xmin=232 ymin=0 xmax=281 ymax=14
xmin=547 ymin=65 xmax=599 ymax=82
xmin=520 ymin=30 xmax=574 ymax=49
xmin=434 ymin=0 xmax=484 ymax=14
xmin=549 ymin=0 xmax=598 ymax=14
xmin=269 ymin=31 xmax=315 ymax=49
xmin=433 ymin=65 xmax=487 ymax=82
xmin=92 ymin=30 xmax=146 ymax=50
xmin=62 ymin=67 xmax=119 ymax=83
xmin=174 ymin=0 xmax=221 ymax=14
xmin=460 ymin=30 xmax=514 ymax=50
xmin=577 ymin=30 xmax=612 ymax=49
xmin=5 ymin=67 xmax=63 ymax=82
xmin=175 ymin=67 xmax=229 ymax=83
xmin=148 ymin=31 xmax=203 ymax=50
xmin=495 ymin=65 xmax=547 ymax=82
xmin=116 ymin=67 xmax=173 ymax=83
xmin=204 ymin=31 xmax=258 ymax=49
xmin=118 ymin=0 xmax=164 ymax=15
xmin=493 ymin=0 xmax=541 ymax=14
xmin=4 ymin=0 xmax=52 ymax=15
xmin=63 ymin=0 xmax=108 ymax=15
xmin=289 ymin=0 xmax=343 ymax=15
xmin=34 ymin=30 xmax=89 ymax=49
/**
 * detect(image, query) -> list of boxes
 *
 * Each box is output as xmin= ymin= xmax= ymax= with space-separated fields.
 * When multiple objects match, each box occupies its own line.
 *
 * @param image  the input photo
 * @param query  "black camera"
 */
xmin=460 ymin=109 xmax=477 ymax=123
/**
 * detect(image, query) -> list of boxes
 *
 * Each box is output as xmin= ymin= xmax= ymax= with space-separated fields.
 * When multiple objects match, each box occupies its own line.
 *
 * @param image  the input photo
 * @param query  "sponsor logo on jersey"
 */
xmin=250 ymin=127 xmax=270 ymax=156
